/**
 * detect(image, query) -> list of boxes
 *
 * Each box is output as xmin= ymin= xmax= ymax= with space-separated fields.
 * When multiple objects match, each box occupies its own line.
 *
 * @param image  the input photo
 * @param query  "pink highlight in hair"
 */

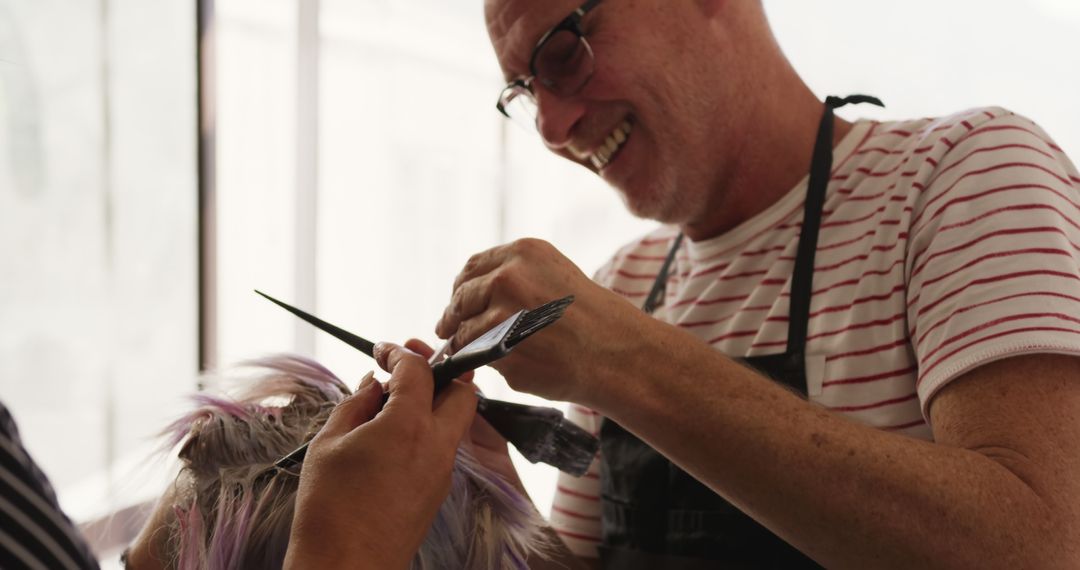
xmin=143 ymin=354 xmax=552 ymax=569
xmin=174 ymin=504 xmax=206 ymax=569
xmin=204 ymin=492 xmax=253 ymax=569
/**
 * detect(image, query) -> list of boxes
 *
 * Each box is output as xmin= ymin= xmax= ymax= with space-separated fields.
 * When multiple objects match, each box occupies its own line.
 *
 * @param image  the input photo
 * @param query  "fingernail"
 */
xmin=356 ymin=371 xmax=376 ymax=392
xmin=373 ymin=342 xmax=389 ymax=367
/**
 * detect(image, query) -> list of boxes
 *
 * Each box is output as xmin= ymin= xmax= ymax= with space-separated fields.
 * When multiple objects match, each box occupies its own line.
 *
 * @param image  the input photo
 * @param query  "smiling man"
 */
xmin=436 ymin=0 xmax=1080 ymax=568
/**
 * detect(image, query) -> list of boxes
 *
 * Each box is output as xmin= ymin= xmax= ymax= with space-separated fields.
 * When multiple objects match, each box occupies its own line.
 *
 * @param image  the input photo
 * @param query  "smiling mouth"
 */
xmin=589 ymin=120 xmax=633 ymax=170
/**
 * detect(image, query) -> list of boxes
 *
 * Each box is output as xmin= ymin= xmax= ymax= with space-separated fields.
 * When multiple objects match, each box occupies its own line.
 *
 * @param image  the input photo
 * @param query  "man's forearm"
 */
xmin=585 ymin=323 xmax=1080 ymax=568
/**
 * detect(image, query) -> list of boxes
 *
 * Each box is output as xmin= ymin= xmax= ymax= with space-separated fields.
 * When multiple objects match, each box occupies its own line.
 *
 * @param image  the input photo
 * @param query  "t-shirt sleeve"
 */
xmin=907 ymin=110 xmax=1080 ymax=417
xmin=548 ymin=404 xmax=603 ymax=559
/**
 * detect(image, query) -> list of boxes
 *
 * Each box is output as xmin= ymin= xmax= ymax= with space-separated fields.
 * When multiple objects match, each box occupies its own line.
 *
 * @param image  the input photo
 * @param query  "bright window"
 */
xmin=0 ymin=0 xmax=197 ymax=541
xmin=1 ymin=1 xmax=1078 ymax=566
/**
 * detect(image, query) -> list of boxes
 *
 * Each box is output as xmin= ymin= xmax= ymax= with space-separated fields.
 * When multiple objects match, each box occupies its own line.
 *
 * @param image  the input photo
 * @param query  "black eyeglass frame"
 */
xmin=496 ymin=0 xmax=603 ymax=118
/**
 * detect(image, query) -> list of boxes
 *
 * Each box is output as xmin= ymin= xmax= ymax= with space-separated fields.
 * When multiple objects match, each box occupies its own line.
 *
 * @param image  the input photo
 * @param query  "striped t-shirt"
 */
xmin=550 ymin=107 xmax=1080 ymax=557
xmin=0 ymin=402 xmax=99 ymax=569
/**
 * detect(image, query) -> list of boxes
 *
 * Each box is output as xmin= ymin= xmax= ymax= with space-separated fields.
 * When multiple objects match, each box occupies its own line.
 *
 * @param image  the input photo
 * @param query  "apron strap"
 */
xmin=643 ymin=233 xmax=685 ymax=314
xmin=641 ymin=95 xmax=885 ymax=361
xmin=785 ymin=94 xmax=884 ymax=356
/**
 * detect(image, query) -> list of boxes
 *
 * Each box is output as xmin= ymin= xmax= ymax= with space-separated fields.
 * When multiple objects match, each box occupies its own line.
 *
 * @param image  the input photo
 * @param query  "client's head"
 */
xmin=124 ymin=355 xmax=549 ymax=569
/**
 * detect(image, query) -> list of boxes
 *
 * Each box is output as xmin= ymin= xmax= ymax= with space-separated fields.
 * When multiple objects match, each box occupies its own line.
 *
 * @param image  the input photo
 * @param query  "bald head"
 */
xmin=483 ymin=0 xmax=819 ymax=238
xmin=485 ymin=0 xmax=772 ymax=84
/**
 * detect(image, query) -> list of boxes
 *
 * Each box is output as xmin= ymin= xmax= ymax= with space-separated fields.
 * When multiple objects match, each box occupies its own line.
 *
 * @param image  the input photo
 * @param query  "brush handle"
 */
xmin=276 ymin=391 xmax=598 ymax=476
xmin=477 ymin=398 xmax=599 ymax=476
xmin=431 ymin=348 xmax=511 ymax=392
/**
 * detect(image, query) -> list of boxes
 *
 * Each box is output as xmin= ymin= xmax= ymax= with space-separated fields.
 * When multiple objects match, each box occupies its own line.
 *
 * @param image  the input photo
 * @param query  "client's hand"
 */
xmin=402 ymin=339 xmax=528 ymax=496
xmin=283 ymin=344 xmax=478 ymax=570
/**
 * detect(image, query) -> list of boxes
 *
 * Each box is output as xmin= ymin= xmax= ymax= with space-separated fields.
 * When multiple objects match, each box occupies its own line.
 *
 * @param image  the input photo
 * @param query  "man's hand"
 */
xmin=435 ymin=238 xmax=650 ymax=407
xmin=284 ymin=344 xmax=478 ymax=570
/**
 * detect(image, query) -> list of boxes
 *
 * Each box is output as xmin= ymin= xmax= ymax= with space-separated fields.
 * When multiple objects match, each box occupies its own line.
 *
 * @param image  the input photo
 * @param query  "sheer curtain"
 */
xmin=0 ymin=0 xmax=197 ymax=560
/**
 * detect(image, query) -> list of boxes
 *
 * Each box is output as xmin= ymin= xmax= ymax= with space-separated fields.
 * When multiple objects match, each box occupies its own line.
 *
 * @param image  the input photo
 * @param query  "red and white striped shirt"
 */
xmin=549 ymin=107 xmax=1080 ymax=557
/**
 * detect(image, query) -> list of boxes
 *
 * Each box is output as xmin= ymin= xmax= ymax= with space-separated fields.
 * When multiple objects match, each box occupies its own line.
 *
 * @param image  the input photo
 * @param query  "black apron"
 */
xmin=598 ymin=95 xmax=884 ymax=569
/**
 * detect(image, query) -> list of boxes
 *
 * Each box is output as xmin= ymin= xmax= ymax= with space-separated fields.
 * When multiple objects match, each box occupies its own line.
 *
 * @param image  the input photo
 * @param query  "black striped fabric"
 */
xmin=0 ymin=403 xmax=99 ymax=569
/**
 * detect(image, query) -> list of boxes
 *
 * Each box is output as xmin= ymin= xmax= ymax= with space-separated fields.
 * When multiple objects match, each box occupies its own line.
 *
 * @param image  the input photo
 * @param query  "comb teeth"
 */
xmin=505 ymin=295 xmax=574 ymax=348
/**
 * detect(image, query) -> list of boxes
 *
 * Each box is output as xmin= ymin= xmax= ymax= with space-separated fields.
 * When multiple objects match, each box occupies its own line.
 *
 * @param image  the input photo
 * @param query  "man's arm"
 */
xmin=437 ymin=238 xmax=1080 ymax=567
xmin=600 ymin=320 xmax=1080 ymax=568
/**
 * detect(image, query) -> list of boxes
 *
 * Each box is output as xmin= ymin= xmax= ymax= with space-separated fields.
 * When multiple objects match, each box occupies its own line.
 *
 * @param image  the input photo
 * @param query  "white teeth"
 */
xmin=589 ymin=121 xmax=633 ymax=170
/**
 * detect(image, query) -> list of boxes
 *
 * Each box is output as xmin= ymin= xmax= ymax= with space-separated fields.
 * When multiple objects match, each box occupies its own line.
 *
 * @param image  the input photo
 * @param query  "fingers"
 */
xmin=450 ymin=310 xmax=507 ymax=353
xmin=403 ymin=338 xmax=435 ymax=359
xmin=436 ymin=273 xmax=496 ymax=340
xmin=403 ymin=338 xmax=475 ymax=382
xmin=374 ymin=342 xmax=435 ymax=412
xmin=432 ymin=380 xmax=479 ymax=446
xmin=319 ymin=372 xmax=383 ymax=437
xmin=452 ymin=245 xmax=509 ymax=292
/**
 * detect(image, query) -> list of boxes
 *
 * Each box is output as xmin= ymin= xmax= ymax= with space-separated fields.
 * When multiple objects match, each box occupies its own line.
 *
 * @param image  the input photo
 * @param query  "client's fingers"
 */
xmin=319 ymin=372 xmax=382 ymax=437
xmin=433 ymin=380 xmax=479 ymax=445
xmin=403 ymin=338 xmax=475 ymax=383
xmin=404 ymin=338 xmax=435 ymax=359
xmin=375 ymin=342 xmax=435 ymax=411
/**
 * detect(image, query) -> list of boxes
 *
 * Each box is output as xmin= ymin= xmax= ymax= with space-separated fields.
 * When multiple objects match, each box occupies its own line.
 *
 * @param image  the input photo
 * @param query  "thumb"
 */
xmin=318 ymin=372 xmax=383 ymax=438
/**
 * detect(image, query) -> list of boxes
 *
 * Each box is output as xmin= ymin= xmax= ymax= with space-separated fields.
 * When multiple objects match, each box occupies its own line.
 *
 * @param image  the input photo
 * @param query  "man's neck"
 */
xmin=680 ymin=91 xmax=853 ymax=242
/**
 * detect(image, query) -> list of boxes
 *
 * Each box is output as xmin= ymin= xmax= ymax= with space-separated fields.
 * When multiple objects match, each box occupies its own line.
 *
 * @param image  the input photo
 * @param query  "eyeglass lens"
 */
xmin=534 ymin=29 xmax=594 ymax=95
xmin=502 ymin=89 xmax=539 ymax=130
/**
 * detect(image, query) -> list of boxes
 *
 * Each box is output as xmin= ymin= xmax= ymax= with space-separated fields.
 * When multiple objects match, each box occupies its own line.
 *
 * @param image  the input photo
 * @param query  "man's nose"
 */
xmin=534 ymin=84 xmax=586 ymax=151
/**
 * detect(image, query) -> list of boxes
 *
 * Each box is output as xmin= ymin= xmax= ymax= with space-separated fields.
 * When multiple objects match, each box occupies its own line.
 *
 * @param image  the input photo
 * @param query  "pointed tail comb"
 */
xmin=256 ymin=290 xmax=598 ymax=476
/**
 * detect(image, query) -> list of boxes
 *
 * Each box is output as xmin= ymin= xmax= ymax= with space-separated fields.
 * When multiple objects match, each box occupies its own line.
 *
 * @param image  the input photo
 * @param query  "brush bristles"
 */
xmin=547 ymin=418 xmax=600 ymax=477
xmin=513 ymin=416 xmax=598 ymax=477
xmin=478 ymin=398 xmax=599 ymax=476
xmin=506 ymin=295 xmax=574 ymax=348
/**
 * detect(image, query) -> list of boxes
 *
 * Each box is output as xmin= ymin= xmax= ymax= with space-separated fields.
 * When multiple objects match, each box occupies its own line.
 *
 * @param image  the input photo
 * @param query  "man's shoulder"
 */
xmin=870 ymin=106 xmax=1057 ymax=152
xmin=850 ymin=106 xmax=1075 ymax=193
xmin=871 ymin=106 xmax=1074 ymax=178
xmin=871 ymin=106 xmax=1011 ymax=144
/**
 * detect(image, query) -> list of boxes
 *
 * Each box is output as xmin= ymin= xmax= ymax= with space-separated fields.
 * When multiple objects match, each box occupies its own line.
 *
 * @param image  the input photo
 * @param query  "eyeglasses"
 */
xmin=496 ymin=0 xmax=602 ymax=129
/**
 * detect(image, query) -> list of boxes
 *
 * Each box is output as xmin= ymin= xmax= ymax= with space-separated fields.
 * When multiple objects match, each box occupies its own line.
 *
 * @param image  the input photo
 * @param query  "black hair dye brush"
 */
xmin=256 ymin=290 xmax=599 ymax=476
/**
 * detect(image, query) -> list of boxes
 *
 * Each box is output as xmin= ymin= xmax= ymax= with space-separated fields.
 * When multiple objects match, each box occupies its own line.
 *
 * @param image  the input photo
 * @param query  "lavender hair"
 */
xmin=149 ymin=355 xmax=551 ymax=570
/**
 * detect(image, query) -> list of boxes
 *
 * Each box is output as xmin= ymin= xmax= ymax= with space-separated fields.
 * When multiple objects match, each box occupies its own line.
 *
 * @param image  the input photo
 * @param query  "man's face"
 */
xmin=487 ymin=0 xmax=733 ymax=225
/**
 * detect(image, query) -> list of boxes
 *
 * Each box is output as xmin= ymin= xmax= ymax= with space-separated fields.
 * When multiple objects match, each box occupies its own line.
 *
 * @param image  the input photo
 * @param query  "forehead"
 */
xmin=485 ymin=0 xmax=584 ymax=78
